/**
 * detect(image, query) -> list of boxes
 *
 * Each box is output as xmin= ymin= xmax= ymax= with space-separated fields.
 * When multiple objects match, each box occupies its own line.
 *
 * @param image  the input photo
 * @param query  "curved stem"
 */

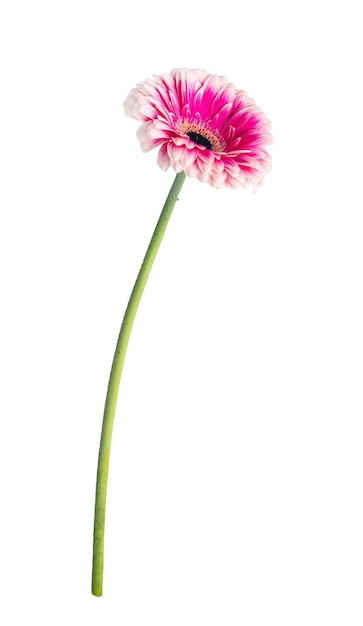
xmin=92 ymin=171 xmax=186 ymax=596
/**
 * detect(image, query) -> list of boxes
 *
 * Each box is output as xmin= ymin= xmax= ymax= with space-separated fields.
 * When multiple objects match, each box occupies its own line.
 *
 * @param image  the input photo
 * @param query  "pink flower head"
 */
xmin=124 ymin=68 xmax=273 ymax=190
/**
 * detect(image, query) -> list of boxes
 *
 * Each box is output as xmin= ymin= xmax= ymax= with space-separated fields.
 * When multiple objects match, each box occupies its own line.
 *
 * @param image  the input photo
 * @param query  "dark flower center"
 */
xmin=187 ymin=131 xmax=212 ymax=150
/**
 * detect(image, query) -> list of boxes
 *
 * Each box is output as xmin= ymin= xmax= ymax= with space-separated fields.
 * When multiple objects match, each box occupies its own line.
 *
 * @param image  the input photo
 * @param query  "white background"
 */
xmin=1 ymin=1 xmax=363 ymax=624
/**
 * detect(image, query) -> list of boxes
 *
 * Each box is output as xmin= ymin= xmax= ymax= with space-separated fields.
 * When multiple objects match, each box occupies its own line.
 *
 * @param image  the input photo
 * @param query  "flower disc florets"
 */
xmin=124 ymin=68 xmax=273 ymax=190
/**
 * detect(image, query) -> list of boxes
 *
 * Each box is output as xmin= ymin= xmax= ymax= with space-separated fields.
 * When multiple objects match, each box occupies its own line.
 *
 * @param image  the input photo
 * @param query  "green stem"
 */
xmin=92 ymin=171 xmax=186 ymax=596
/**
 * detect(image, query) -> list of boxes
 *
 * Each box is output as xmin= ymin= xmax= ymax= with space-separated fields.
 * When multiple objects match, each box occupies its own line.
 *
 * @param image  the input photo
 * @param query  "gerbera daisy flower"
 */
xmin=124 ymin=68 xmax=273 ymax=190
xmin=92 ymin=69 xmax=273 ymax=598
